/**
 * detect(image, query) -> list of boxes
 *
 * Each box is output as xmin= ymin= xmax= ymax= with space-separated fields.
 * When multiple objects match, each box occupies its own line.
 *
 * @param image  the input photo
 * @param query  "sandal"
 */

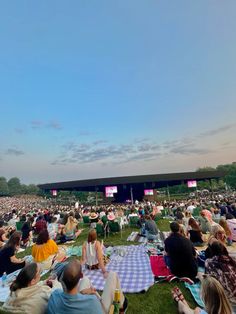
xmin=172 ymin=287 xmax=185 ymax=302
xmin=172 ymin=291 xmax=181 ymax=303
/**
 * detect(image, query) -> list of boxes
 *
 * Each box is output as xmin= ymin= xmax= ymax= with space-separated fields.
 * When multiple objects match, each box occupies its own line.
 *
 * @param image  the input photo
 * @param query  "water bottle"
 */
xmin=2 ymin=272 xmax=7 ymax=287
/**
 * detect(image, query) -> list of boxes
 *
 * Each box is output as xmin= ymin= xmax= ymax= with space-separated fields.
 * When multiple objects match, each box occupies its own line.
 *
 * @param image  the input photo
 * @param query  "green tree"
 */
xmin=197 ymin=180 xmax=211 ymax=190
xmin=216 ymin=164 xmax=233 ymax=173
xmin=224 ymin=164 xmax=236 ymax=189
xmin=26 ymin=184 xmax=40 ymax=195
xmin=8 ymin=177 xmax=22 ymax=196
xmin=20 ymin=184 xmax=28 ymax=194
xmin=0 ymin=177 xmax=9 ymax=196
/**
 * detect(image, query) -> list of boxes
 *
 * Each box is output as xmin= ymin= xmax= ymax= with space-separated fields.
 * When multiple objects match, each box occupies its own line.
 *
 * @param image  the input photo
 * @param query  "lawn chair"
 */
xmin=101 ymin=215 xmax=108 ymax=225
xmin=108 ymin=221 xmax=120 ymax=233
xmin=154 ymin=214 xmax=162 ymax=222
xmin=82 ymin=216 xmax=90 ymax=226
xmin=129 ymin=216 xmax=139 ymax=228
xmin=193 ymin=207 xmax=201 ymax=218
xmin=96 ymin=223 xmax=105 ymax=237
xmin=16 ymin=221 xmax=24 ymax=231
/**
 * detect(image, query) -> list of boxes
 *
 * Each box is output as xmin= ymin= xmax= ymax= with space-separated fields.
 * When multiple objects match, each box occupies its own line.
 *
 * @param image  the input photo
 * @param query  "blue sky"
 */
xmin=0 ymin=0 xmax=235 ymax=184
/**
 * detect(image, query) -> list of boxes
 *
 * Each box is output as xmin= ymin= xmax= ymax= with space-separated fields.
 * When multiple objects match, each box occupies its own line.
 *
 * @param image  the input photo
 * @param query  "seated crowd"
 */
xmin=0 ymin=194 xmax=235 ymax=313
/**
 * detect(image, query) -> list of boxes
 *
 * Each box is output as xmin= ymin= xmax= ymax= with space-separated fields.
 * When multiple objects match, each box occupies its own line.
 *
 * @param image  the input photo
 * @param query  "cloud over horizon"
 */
xmin=5 ymin=148 xmax=25 ymax=156
xmin=30 ymin=120 xmax=63 ymax=130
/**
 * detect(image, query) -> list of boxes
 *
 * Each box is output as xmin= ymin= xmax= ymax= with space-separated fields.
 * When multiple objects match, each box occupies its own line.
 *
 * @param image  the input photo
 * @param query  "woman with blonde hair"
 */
xmin=63 ymin=213 xmax=82 ymax=241
xmin=201 ymin=276 xmax=232 ymax=314
xmin=208 ymin=224 xmax=226 ymax=246
xmin=81 ymin=229 xmax=107 ymax=276
xmin=172 ymin=275 xmax=232 ymax=314
xmin=219 ymin=218 xmax=232 ymax=246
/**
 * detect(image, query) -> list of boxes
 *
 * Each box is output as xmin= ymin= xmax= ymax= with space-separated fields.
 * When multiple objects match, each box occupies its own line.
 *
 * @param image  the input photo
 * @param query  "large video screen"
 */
xmin=105 ymin=186 xmax=118 ymax=197
xmin=144 ymin=189 xmax=154 ymax=195
xmin=51 ymin=189 xmax=57 ymax=196
xmin=187 ymin=180 xmax=197 ymax=188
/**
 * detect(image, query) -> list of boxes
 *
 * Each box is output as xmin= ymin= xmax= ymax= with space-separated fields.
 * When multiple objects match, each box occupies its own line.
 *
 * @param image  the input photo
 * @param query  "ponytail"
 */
xmin=10 ymin=263 xmax=38 ymax=292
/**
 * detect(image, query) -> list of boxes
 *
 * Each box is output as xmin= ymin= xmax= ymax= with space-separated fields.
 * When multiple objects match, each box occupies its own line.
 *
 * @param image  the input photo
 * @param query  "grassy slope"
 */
xmin=0 ymin=219 xmax=197 ymax=314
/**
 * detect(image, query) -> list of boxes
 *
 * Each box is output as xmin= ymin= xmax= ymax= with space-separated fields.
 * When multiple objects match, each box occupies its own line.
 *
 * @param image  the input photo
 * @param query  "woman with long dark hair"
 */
xmin=0 ymin=231 xmax=25 ymax=276
xmin=188 ymin=218 xmax=204 ymax=245
xmin=205 ymin=241 xmax=236 ymax=307
xmin=3 ymin=262 xmax=61 ymax=314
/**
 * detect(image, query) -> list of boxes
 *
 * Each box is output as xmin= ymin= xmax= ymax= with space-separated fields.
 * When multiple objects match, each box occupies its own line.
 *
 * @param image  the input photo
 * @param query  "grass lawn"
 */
xmin=0 ymin=219 xmax=197 ymax=314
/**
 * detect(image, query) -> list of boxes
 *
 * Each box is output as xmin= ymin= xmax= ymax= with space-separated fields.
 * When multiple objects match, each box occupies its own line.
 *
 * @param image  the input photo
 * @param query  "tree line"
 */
xmin=0 ymin=177 xmax=40 ymax=196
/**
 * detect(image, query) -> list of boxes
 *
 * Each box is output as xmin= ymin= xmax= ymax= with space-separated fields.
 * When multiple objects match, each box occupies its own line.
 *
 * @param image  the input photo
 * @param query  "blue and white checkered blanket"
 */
xmin=83 ymin=245 xmax=154 ymax=293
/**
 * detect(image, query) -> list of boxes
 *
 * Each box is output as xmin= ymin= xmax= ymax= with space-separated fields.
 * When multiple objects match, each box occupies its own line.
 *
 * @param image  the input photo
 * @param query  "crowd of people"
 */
xmin=0 ymin=192 xmax=235 ymax=313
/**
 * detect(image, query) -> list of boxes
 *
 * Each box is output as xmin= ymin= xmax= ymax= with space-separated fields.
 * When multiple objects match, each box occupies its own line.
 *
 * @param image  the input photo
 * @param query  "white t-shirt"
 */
xmin=187 ymin=205 xmax=196 ymax=214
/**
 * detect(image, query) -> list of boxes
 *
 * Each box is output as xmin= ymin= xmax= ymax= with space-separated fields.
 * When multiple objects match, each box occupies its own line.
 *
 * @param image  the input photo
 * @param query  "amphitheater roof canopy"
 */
xmin=38 ymin=170 xmax=225 ymax=192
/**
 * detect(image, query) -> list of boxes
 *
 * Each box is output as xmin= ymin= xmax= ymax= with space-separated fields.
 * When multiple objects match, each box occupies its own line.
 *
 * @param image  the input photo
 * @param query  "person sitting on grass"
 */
xmin=3 ymin=262 xmax=61 ymax=314
xmin=63 ymin=212 xmax=82 ymax=241
xmin=32 ymin=229 xmax=65 ymax=270
xmin=47 ymin=216 xmax=59 ymax=241
xmin=81 ymin=229 xmax=107 ymax=275
xmin=188 ymin=218 xmax=204 ymax=246
xmin=164 ymin=222 xmax=198 ymax=280
xmin=144 ymin=215 xmax=159 ymax=241
xmin=0 ymin=231 xmax=26 ymax=276
xmin=172 ymin=276 xmax=232 ymax=314
xmin=47 ymin=259 xmax=128 ymax=314
xmin=21 ymin=216 xmax=33 ymax=247
xmin=207 ymin=224 xmax=226 ymax=247
xmin=34 ymin=215 xmax=47 ymax=235
xmin=198 ymin=210 xmax=212 ymax=234
xmin=0 ymin=220 xmax=8 ymax=248
xmin=219 ymin=218 xmax=232 ymax=246
xmin=204 ymin=241 xmax=236 ymax=307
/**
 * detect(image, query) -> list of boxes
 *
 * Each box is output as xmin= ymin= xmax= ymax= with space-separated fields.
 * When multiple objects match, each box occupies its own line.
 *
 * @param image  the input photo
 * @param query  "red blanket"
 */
xmin=150 ymin=255 xmax=172 ymax=277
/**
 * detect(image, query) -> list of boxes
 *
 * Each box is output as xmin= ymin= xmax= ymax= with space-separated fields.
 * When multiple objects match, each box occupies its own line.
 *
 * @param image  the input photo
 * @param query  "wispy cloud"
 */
xmin=137 ymin=143 xmax=160 ymax=152
xmin=30 ymin=120 xmax=62 ymax=130
xmin=47 ymin=121 xmax=63 ymax=130
xmin=52 ymin=123 xmax=233 ymax=166
xmin=93 ymin=140 xmax=108 ymax=146
xmin=14 ymin=128 xmax=24 ymax=134
xmin=170 ymin=145 xmax=212 ymax=155
xmin=5 ymin=148 xmax=25 ymax=156
xmin=79 ymin=131 xmax=92 ymax=136
xmin=125 ymin=152 xmax=161 ymax=162
xmin=31 ymin=120 xmax=43 ymax=129
xmin=198 ymin=123 xmax=236 ymax=138
xmin=52 ymin=140 xmax=161 ymax=166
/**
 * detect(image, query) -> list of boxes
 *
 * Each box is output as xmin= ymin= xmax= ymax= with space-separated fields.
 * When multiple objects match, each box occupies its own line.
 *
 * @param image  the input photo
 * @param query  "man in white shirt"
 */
xmin=187 ymin=203 xmax=196 ymax=214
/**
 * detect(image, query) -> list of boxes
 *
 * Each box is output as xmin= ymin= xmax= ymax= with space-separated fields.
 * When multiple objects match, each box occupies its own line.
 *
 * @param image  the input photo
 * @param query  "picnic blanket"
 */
xmin=184 ymin=282 xmax=204 ymax=308
xmin=83 ymin=245 xmax=154 ymax=293
xmin=66 ymin=245 xmax=82 ymax=257
xmin=127 ymin=232 xmax=147 ymax=243
xmin=150 ymin=255 xmax=172 ymax=277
